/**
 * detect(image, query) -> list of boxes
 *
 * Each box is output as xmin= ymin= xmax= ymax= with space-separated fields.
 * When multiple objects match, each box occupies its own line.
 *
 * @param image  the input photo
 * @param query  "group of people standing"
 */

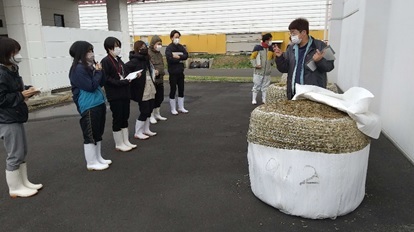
xmin=0 ymin=30 xmax=189 ymax=198
xmin=0 ymin=18 xmax=334 ymax=199
xmin=250 ymin=18 xmax=334 ymax=104
xmin=69 ymin=29 xmax=190 ymax=172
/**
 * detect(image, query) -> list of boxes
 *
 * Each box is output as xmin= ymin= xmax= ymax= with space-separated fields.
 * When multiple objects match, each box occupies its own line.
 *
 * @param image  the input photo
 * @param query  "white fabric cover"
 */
xmin=248 ymin=142 xmax=370 ymax=219
xmin=292 ymin=84 xmax=381 ymax=139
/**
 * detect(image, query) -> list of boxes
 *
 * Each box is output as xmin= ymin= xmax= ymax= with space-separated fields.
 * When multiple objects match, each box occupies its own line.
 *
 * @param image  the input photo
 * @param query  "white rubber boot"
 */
xmin=96 ymin=141 xmax=112 ymax=165
xmin=170 ymin=98 xmax=178 ymax=115
xmin=252 ymin=92 xmax=258 ymax=105
xmin=84 ymin=144 xmax=109 ymax=171
xmin=177 ymin=97 xmax=189 ymax=113
xmin=20 ymin=163 xmax=43 ymax=190
xmin=144 ymin=118 xmax=157 ymax=136
xmin=6 ymin=169 xmax=38 ymax=198
xmin=113 ymin=131 xmax=132 ymax=152
xmin=134 ymin=120 xmax=149 ymax=140
xmin=121 ymin=128 xmax=137 ymax=149
xmin=262 ymin=91 xmax=267 ymax=104
xmin=150 ymin=112 xmax=157 ymax=124
xmin=154 ymin=107 xmax=167 ymax=121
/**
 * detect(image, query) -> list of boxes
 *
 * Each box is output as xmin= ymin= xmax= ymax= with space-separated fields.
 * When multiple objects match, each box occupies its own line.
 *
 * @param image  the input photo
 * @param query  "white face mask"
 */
xmin=267 ymin=41 xmax=272 ymax=46
xmin=113 ymin=47 xmax=121 ymax=56
xmin=173 ymin=38 xmax=180 ymax=45
xmin=10 ymin=54 xmax=22 ymax=65
xmin=155 ymin=44 xmax=162 ymax=52
xmin=291 ymin=35 xmax=302 ymax=45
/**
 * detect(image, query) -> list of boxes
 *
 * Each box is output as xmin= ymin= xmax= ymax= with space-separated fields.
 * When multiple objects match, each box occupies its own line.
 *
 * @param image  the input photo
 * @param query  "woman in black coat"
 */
xmin=125 ymin=40 xmax=157 ymax=140
xmin=0 ymin=37 xmax=42 ymax=198
xmin=101 ymin=37 xmax=136 ymax=152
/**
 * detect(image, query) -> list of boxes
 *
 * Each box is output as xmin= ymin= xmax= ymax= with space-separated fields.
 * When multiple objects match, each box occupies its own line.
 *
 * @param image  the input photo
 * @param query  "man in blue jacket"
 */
xmin=274 ymin=18 xmax=334 ymax=99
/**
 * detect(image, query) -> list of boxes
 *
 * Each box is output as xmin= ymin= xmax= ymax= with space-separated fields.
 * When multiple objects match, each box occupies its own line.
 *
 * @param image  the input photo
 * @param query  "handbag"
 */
xmin=142 ymin=70 xmax=156 ymax=101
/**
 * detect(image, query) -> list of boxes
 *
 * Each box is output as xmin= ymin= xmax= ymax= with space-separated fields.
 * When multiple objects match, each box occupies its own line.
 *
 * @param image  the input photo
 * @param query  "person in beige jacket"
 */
xmin=249 ymin=33 xmax=275 ymax=104
xmin=148 ymin=35 xmax=167 ymax=124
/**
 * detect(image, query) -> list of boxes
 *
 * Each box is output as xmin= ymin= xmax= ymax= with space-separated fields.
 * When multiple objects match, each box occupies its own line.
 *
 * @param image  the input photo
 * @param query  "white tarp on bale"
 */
xmin=292 ymin=84 xmax=381 ymax=139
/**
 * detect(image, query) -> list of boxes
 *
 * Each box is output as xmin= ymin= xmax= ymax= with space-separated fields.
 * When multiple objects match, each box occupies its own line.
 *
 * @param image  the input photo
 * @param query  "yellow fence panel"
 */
xmin=134 ymin=30 xmax=326 ymax=54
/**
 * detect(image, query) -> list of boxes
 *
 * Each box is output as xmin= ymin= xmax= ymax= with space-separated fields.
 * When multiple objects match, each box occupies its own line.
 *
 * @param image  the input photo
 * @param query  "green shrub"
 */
xmin=206 ymin=54 xmax=251 ymax=69
xmin=163 ymin=54 xmax=252 ymax=69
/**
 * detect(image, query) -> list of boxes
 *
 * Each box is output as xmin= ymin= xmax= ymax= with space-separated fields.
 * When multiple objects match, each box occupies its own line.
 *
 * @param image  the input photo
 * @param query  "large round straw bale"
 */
xmin=247 ymin=100 xmax=371 ymax=219
xmin=248 ymin=99 xmax=369 ymax=153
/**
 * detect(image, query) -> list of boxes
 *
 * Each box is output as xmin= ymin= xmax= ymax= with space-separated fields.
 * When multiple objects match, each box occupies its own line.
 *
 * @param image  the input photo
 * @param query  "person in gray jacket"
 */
xmin=250 ymin=33 xmax=275 ymax=104
xmin=148 ymin=35 xmax=167 ymax=123
xmin=274 ymin=18 xmax=334 ymax=99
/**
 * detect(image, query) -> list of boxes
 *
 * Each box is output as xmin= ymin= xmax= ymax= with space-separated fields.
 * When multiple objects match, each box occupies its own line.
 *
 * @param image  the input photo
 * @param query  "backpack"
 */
xmin=189 ymin=61 xmax=198 ymax=69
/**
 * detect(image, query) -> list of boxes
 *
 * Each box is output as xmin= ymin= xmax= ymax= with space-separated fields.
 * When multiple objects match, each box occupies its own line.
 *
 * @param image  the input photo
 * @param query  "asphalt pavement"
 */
xmin=0 ymin=69 xmax=413 ymax=232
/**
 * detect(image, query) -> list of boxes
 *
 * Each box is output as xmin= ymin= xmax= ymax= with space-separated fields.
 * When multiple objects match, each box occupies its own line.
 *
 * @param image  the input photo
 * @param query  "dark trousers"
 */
xmin=109 ymin=99 xmax=130 ymax=131
xmin=154 ymin=82 xmax=164 ymax=108
xmin=80 ymin=103 xmax=106 ymax=144
xmin=138 ymin=99 xmax=155 ymax=121
xmin=169 ymin=73 xmax=185 ymax=99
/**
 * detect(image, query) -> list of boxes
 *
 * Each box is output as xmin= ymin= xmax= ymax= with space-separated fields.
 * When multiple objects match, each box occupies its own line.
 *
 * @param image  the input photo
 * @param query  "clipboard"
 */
xmin=307 ymin=45 xmax=336 ymax=71
xmin=323 ymin=45 xmax=335 ymax=61
xmin=172 ymin=52 xmax=183 ymax=56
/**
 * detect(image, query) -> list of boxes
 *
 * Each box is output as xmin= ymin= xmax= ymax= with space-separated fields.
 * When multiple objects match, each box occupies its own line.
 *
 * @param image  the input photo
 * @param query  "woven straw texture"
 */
xmin=247 ymin=100 xmax=370 ymax=154
xmin=266 ymin=82 xmax=339 ymax=103
xmin=266 ymin=83 xmax=287 ymax=103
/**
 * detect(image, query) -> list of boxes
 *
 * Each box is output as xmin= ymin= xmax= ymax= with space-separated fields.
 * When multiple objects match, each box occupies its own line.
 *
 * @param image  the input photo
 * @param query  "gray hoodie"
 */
xmin=148 ymin=35 xmax=165 ymax=84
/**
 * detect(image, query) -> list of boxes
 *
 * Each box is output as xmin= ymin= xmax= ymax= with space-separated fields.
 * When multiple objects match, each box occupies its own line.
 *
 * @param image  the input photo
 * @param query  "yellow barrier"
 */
xmin=133 ymin=30 xmax=326 ymax=54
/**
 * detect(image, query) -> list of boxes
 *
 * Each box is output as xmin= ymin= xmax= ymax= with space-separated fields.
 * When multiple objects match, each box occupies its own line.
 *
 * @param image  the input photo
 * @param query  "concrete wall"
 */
xmin=1 ymin=0 xmax=126 ymax=91
xmin=39 ymin=0 xmax=80 ymax=28
xmin=329 ymin=0 xmax=414 ymax=163
xmin=40 ymin=26 xmax=122 ymax=90
xmin=0 ymin=0 xmax=7 ymax=35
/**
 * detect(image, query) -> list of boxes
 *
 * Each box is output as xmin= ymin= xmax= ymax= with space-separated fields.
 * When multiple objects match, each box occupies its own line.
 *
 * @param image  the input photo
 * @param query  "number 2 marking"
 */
xmin=299 ymin=165 xmax=319 ymax=185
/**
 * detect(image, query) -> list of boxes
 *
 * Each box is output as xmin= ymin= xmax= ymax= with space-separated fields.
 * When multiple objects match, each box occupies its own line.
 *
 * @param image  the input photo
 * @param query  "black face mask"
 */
xmin=139 ymin=48 xmax=148 ymax=55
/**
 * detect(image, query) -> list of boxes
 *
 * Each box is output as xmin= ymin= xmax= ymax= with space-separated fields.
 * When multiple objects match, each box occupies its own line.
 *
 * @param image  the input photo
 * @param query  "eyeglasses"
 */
xmin=289 ymin=30 xmax=301 ymax=36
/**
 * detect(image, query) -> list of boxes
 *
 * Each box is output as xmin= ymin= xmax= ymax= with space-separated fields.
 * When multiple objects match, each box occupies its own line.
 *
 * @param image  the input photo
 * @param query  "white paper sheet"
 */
xmin=172 ymin=52 xmax=183 ymax=56
xmin=125 ymin=69 xmax=143 ymax=81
